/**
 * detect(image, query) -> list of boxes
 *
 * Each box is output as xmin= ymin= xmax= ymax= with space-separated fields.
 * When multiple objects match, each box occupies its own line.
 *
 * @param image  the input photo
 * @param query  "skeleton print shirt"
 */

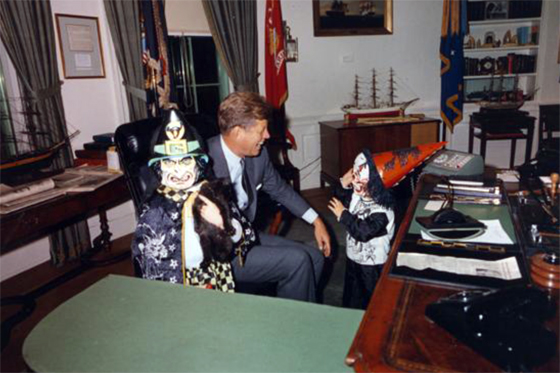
xmin=336 ymin=187 xmax=395 ymax=266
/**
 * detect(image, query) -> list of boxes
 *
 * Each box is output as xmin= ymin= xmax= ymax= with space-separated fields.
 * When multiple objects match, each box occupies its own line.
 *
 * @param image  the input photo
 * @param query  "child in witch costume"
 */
xmin=132 ymin=110 xmax=256 ymax=292
xmin=329 ymin=142 xmax=446 ymax=309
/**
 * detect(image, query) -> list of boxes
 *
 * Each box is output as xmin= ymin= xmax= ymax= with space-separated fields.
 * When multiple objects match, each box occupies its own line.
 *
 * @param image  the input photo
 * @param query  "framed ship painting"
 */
xmin=313 ymin=0 xmax=393 ymax=36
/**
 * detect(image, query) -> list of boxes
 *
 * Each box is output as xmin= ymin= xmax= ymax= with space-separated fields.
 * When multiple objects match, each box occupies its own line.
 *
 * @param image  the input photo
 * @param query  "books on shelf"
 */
xmin=92 ymin=132 xmax=115 ymax=144
xmin=83 ymin=141 xmax=113 ymax=151
xmin=75 ymin=149 xmax=107 ymax=160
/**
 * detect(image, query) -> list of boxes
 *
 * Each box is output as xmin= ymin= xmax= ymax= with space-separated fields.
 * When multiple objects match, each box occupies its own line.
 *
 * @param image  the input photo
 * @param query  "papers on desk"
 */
xmin=396 ymin=253 xmax=522 ymax=281
xmin=56 ymin=166 xmax=120 ymax=192
xmin=421 ymin=219 xmax=514 ymax=245
xmin=497 ymin=170 xmax=520 ymax=183
xmin=0 ymin=179 xmax=68 ymax=214
xmin=0 ymin=166 xmax=121 ymax=214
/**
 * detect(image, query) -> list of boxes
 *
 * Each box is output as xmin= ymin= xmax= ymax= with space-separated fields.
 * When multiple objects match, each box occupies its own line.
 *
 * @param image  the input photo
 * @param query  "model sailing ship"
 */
xmin=342 ymin=68 xmax=419 ymax=121
xmin=474 ymin=74 xmax=537 ymax=111
xmin=0 ymin=102 xmax=79 ymax=180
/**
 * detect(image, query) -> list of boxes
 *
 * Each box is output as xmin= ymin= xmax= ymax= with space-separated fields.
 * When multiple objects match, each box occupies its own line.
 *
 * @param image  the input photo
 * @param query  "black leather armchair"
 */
xmin=114 ymin=117 xmax=162 ymax=215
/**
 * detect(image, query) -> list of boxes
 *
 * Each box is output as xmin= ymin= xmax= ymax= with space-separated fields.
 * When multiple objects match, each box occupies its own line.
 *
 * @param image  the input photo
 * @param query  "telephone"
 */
xmin=423 ymin=150 xmax=484 ymax=180
xmin=426 ymin=286 xmax=557 ymax=371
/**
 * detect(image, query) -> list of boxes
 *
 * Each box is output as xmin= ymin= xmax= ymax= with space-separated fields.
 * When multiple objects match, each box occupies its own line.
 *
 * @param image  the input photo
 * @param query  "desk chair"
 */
xmin=538 ymin=104 xmax=560 ymax=151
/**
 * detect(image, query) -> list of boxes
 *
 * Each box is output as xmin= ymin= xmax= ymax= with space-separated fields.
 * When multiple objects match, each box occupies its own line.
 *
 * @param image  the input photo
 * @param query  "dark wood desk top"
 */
xmin=0 ymin=175 xmax=130 ymax=254
xmin=345 ymin=176 xmax=559 ymax=372
xmin=319 ymin=117 xmax=441 ymax=130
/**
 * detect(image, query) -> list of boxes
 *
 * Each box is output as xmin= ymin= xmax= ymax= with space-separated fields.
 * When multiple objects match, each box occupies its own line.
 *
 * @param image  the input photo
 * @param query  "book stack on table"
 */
xmin=74 ymin=133 xmax=114 ymax=167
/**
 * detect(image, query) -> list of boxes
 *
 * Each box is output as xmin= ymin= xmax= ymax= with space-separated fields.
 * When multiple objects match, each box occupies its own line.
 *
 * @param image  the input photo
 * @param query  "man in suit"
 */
xmin=207 ymin=92 xmax=331 ymax=302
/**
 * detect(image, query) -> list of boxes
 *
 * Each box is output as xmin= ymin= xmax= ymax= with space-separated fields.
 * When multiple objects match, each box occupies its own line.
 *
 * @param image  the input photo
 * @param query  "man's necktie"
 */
xmin=240 ymin=158 xmax=253 ymax=211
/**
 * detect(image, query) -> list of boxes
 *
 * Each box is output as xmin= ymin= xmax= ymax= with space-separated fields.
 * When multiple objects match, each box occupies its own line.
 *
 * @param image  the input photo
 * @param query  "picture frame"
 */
xmin=484 ymin=1 xmax=508 ymax=20
xmin=55 ymin=14 xmax=105 ymax=79
xmin=313 ymin=0 xmax=393 ymax=37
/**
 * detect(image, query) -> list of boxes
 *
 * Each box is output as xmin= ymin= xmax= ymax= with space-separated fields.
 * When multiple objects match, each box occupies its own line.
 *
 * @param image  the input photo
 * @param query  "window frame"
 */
xmin=168 ymin=32 xmax=230 ymax=116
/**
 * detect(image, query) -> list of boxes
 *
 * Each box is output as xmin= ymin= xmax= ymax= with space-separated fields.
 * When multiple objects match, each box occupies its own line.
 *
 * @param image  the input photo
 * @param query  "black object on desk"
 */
xmin=469 ymin=109 xmax=535 ymax=169
xmin=426 ymin=285 xmax=557 ymax=372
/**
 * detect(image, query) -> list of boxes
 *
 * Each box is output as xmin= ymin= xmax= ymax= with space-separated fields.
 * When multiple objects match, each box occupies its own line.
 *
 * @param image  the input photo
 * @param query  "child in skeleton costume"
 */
xmin=329 ymin=149 xmax=395 ymax=309
xmin=132 ymin=110 xmax=256 ymax=292
xmin=329 ymin=142 xmax=447 ymax=309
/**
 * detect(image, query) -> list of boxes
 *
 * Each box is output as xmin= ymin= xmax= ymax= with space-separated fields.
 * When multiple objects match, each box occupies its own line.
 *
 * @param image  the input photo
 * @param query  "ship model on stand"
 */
xmin=0 ymin=101 xmax=79 ymax=184
xmin=470 ymin=74 xmax=538 ymax=111
xmin=341 ymin=68 xmax=419 ymax=123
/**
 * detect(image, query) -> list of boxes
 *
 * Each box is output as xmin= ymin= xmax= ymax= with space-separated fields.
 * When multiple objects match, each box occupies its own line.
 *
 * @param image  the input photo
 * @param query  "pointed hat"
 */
xmin=372 ymin=141 xmax=447 ymax=188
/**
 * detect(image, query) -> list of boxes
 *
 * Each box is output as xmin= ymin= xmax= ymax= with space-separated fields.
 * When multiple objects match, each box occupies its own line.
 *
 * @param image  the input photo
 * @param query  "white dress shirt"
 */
xmin=219 ymin=136 xmax=318 ymax=224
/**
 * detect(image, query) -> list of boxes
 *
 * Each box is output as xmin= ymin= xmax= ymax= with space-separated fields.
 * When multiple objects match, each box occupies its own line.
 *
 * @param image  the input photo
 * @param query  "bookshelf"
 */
xmin=464 ymin=0 xmax=542 ymax=103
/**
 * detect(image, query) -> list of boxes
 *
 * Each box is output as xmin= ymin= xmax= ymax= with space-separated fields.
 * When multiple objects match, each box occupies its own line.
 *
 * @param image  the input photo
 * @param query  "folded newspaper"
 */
xmin=0 ymin=166 xmax=121 ymax=214
xmin=396 ymin=252 xmax=522 ymax=281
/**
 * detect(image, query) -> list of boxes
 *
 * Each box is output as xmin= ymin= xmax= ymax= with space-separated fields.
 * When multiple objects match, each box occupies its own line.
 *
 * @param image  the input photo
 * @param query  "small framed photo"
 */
xmin=485 ymin=1 xmax=508 ymax=20
xmin=55 ymin=14 xmax=105 ymax=79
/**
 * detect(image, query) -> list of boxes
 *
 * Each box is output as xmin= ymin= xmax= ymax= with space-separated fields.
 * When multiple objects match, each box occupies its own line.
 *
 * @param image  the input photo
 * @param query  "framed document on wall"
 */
xmin=55 ymin=14 xmax=105 ymax=79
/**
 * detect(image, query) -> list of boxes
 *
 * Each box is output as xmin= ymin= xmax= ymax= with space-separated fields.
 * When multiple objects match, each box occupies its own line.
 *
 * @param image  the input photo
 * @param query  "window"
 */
xmin=168 ymin=35 xmax=229 ymax=118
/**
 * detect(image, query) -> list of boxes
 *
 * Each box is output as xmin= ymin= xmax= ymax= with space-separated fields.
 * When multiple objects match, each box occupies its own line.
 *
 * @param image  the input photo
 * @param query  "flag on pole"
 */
xmin=140 ymin=0 xmax=177 ymax=117
xmin=265 ymin=0 xmax=288 ymax=108
xmin=440 ymin=0 xmax=466 ymax=132
xmin=265 ymin=0 xmax=296 ymax=149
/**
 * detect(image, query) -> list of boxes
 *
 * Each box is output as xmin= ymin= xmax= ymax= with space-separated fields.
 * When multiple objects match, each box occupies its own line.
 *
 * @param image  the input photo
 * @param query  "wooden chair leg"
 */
xmin=510 ymin=139 xmax=517 ymax=169
xmin=480 ymin=136 xmax=487 ymax=161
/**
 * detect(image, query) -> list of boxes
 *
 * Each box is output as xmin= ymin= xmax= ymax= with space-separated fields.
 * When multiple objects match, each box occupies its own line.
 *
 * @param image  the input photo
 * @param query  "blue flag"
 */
xmin=440 ymin=0 xmax=466 ymax=131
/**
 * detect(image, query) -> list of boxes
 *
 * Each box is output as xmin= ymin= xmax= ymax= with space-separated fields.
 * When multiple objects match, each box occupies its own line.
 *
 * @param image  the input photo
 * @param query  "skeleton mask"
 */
xmin=352 ymin=153 xmax=370 ymax=197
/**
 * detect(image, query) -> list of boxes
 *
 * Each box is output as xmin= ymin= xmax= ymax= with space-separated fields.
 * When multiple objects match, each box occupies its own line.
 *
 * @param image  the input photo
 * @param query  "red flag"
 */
xmin=265 ymin=0 xmax=297 ymax=148
xmin=265 ymin=0 xmax=288 ymax=109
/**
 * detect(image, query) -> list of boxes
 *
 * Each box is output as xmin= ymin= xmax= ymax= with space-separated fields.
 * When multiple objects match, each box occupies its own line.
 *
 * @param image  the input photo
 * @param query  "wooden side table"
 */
xmin=319 ymin=117 xmax=441 ymax=188
xmin=468 ymin=109 xmax=535 ymax=169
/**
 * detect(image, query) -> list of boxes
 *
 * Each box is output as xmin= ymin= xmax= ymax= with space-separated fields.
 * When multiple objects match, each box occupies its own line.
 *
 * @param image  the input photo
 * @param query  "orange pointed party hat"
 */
xmin=372 ymin=142 xmax=447 ymax=188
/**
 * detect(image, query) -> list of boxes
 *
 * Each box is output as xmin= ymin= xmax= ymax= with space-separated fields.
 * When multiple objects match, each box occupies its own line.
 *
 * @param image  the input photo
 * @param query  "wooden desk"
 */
xmin=1 ymin=176 xmax=131 ymax=349
xmin=1 ymin=175 xmax=130 ymax=254
xmin=23 ymin=275 xmax=364 ymax=372
xmin=319 ymin=118 xmax=441 ymax=187
xmin=345 ymin=175 xmax=558 ymax=372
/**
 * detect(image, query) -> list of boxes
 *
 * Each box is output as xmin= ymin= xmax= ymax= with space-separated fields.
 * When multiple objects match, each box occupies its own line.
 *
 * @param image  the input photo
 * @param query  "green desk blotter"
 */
xmin=23 ymin=275 xmax=363 ymax=372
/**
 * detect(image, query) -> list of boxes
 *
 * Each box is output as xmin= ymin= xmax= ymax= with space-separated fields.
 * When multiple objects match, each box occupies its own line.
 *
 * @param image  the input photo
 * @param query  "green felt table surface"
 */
xmin=408 ymin=199 xmax=517 ymax=243
xmin=23 ymin=275 xmax=364 ymax=372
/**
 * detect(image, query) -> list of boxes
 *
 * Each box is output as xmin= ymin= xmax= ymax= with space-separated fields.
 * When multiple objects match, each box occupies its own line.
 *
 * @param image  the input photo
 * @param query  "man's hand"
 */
xmin=313 ymin=217 xmax=331 ymax=257
xmin=328 ymin=197 xmax=346 ymax=220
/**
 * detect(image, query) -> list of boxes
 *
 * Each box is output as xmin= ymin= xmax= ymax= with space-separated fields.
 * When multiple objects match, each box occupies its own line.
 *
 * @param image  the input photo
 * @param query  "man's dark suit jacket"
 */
xmin=207 ymin=136 xmax=311 ymax=222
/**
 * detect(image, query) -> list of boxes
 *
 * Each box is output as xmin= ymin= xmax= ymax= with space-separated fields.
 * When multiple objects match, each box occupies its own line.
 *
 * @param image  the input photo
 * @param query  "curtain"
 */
xmin=104 ymin=0 xmax=148 ymax=122
xmin=0 ymin=0 xmax=91 ymax=265
xmin=202 ymin=0 xmax=259 ymax=93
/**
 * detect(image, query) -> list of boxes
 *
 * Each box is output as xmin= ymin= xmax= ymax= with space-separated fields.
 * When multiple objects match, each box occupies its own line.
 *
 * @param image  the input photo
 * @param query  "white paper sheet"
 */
xmin=396 ymin=253 xmax=522 ymax=280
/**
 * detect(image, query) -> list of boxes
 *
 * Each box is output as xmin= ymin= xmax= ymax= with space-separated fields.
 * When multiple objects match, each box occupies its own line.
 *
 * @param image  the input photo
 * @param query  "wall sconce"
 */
xmin=283 ymin=21 xmax=298 ymax=63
